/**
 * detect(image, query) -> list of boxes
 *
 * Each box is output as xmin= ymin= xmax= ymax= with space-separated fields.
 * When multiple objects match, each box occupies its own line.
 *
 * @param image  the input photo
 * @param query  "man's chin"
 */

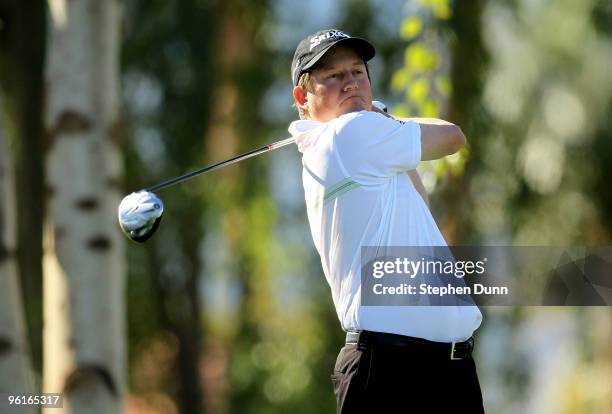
xmin=337 ymin=102 xmax=368 ymax=117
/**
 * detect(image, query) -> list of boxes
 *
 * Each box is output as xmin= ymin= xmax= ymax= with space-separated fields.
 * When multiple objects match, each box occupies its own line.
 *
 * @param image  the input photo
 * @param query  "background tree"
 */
xmin=43 ymin=0 xmax=125 ymax=412
xmin=0 ymin=95 xmax=36 ymax=414
xmin=0 ymin=0 xmax=46 ymax=377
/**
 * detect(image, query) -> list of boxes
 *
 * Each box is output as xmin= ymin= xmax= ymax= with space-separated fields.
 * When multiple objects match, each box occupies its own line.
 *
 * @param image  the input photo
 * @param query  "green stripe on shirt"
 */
xmin=324 ymin=178 xmax=361 ymax=204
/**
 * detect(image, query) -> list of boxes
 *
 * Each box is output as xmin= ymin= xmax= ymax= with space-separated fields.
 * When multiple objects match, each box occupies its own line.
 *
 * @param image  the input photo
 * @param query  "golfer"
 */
xmin=289 ymin=29 xmax=484 ymax=413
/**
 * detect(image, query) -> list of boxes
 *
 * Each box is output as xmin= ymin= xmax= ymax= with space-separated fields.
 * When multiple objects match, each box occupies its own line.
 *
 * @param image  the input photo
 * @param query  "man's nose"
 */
xmin=343 ymin=73 xmax=358 ymax=91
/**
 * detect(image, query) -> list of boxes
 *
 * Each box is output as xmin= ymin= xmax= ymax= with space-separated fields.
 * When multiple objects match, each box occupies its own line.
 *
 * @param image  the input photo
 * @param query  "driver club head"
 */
xmin=122 ymin=214 xmax=163 ymax=242
xmin=118 ymin=191 xmax=164 ymax=243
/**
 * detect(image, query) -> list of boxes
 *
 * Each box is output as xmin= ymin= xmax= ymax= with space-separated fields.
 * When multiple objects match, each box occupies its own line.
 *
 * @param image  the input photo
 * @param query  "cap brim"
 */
xmin=301 ymin=37 xmax=376 ymax=73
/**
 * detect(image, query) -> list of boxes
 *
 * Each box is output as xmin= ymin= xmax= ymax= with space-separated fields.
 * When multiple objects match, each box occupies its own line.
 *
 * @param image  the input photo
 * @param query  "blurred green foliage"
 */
xmin=391 ymin=0 xmax=468 ymax=193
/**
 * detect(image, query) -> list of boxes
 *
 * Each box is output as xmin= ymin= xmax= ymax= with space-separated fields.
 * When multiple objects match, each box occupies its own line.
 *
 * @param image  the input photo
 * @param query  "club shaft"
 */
xmin=144 ymin=136 xmax=295 ymax=192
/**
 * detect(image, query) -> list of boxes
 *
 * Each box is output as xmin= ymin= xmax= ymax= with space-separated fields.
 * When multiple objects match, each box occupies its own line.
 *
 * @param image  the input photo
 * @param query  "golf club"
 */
xmin=118 ymin=101 xmax=388 ymax=243
xmin=118 ymin=136 xmax=295 ymax=242
xmin=148 ymin=136 xmax=296 ymax=193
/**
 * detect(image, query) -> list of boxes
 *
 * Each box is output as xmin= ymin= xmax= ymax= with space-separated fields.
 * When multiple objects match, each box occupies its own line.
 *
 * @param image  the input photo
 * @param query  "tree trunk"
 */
xmin=43 ymin=1 xmax=125 ymax=413
xmin=439 ymin=0 xmax=489 ymax=243
xmin=0 ymin=0 xmax=47 ymax=376
xmin=0 ymin=95 xmax=36 ymax=414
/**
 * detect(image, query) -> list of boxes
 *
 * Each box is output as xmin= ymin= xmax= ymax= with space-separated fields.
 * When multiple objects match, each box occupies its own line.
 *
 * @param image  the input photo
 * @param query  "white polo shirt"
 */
xmin=289 ymin=111 xmax=482 ymax=342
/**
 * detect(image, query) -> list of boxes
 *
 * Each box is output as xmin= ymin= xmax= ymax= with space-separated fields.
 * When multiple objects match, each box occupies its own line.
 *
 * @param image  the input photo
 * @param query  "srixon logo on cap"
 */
xmin=310 ymin=30 xmax=350 ymax=50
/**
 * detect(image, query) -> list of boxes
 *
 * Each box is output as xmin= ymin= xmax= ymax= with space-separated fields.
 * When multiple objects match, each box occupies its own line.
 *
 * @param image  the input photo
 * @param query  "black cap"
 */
xmin=291 ymin=29 xmax=376 ymax=86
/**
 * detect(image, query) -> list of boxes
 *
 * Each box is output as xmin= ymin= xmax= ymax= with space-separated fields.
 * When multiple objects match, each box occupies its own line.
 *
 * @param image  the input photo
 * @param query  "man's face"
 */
xmin=293 ymin=46 xmax=373 ymax=122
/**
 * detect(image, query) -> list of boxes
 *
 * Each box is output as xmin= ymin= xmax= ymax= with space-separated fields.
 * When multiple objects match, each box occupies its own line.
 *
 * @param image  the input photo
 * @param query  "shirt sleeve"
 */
xmin=333 ymin=111 xmax=421 ymax=184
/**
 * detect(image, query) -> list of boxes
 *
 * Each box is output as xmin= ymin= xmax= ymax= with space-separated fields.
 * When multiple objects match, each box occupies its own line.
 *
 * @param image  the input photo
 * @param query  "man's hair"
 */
xmin=292 ymin=61 xmax=371 ymax=120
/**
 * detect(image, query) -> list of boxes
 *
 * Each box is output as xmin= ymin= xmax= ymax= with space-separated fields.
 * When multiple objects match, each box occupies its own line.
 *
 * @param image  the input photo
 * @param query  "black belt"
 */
xmin=346 ymin=330 xmax=474 ymax=361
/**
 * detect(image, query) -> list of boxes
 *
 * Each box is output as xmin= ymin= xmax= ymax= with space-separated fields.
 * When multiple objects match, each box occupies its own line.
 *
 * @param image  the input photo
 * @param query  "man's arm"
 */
xmin=396 ymin=117 xmax=466 ymax=161
xmin=406 ymin=170 xmax=429 ymax=206
xmin=369 ymin=106 xmax=466 ymax=160
xmin=369 ymin=106 xmax=465 ymax=164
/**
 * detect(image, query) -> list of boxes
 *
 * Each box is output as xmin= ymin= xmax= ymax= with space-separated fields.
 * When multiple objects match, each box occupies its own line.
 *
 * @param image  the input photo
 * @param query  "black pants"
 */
xmin=331 ymin=341 xmax=485 ymax=413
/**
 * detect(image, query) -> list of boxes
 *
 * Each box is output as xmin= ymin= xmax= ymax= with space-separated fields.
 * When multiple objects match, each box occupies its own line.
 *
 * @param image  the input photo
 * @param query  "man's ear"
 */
xmin=293 ymin=85 xmax=308 ymax=110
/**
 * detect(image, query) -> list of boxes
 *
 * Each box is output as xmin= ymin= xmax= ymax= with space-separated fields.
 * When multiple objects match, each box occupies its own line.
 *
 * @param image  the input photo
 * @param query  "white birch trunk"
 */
xmin=0 ymin=96 xmax=36 ymax=414
xmin=43 ymin=1 xmax=125 ymax=413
